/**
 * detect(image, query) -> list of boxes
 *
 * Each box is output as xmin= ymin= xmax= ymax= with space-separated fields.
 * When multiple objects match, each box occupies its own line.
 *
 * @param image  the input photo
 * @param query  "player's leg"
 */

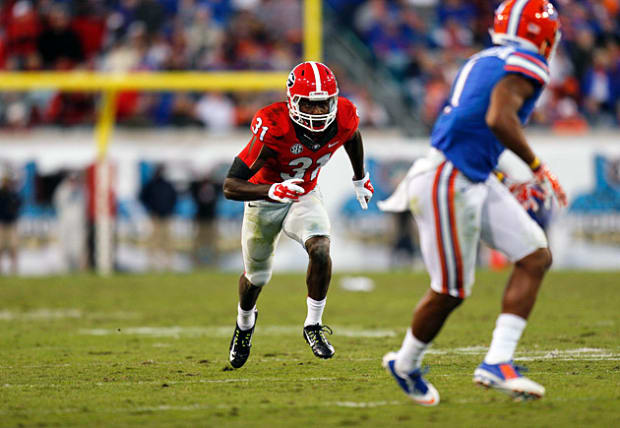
xmin=411 ymin=289 xmax=462 ymax=344
xmin=305 ymin=236 xmax=331 ymax=302
xmin=473 ymin=175 xmax=550 ymax=400
xmin=302 ymin=235 xmax=335 ymax=358
xmin=228 ymin=201 xmax=289 ymax=368
xmin=304 ymin=235 xmax=331 ymax=327
xmin=282 ymin=190 xmax=335 ymax=359
xmin=8 ymin=225 xmax=18 ymax=275
xmin=383 ymin=162 xmax=485 ymax=406
xmin=0 ymin=225 xmax=6 ymax=274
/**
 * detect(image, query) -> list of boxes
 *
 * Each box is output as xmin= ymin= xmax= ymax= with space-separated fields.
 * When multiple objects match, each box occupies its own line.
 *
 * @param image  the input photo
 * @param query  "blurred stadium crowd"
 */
xmin=0 ymin=0 xmax=618 ymax=132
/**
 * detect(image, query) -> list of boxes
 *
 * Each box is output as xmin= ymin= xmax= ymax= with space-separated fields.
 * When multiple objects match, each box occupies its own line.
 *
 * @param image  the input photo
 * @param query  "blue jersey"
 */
xmin=430 ymin=46 xmax=549 ymax=182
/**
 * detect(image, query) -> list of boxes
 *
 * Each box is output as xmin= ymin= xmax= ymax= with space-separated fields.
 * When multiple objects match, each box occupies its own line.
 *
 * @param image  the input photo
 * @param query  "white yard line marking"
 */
xmin=335 ymin=400 xmax=403 ymax=408
xmin=1 ymin=347 xmax=617 ymax=372
xmin=0 ymin=309 xmax=139 ymax=321
xmin=78 ymin=325 xmax=397 ymax=338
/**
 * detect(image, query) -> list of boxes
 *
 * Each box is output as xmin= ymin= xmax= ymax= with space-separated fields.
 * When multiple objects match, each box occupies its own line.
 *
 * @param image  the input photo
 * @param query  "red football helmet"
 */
xmin=286 ymin=61 xmax=339 ymax=132
xmin=490 ymin=0 xmax=561 ymax=60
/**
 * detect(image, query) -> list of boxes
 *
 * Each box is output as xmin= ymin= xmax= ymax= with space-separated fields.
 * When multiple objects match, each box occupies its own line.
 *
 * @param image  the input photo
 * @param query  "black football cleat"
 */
xmin=228 ymin=311 xmax=258 ymax=369
xmin=303 ymin=324 xmax=335 ymax=359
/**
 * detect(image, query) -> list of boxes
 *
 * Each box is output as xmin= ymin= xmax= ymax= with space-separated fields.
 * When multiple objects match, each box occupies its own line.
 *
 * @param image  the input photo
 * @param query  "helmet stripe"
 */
xmin=309 ymin=61 xmax=322 ymax=92
xmin=508 ymin=0 xmax=529 ymax=36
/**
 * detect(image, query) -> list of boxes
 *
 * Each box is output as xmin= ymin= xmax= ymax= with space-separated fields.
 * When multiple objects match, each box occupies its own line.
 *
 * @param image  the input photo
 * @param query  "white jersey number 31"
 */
xmin=281 ymin=153 xmax=331 ymax=181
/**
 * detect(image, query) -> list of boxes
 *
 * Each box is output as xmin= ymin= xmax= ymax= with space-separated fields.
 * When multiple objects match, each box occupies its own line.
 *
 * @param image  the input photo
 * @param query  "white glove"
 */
xmin=352 ymin=172 xmax=374 ymax=210
xmin=268 ymin=178 xmax=305 ymax=203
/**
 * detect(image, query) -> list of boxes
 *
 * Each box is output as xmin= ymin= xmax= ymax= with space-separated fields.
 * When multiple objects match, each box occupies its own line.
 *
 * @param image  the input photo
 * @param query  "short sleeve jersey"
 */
xmin=236 ymin=97 xmax=359 ymax=194
xmin=430 ymin=46 xmax=549 ymax=182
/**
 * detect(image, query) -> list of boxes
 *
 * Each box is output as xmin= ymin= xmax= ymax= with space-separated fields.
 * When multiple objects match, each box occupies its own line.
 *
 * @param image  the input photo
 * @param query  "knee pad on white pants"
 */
xmin=245 ymin=270 xmax=272 ymax=287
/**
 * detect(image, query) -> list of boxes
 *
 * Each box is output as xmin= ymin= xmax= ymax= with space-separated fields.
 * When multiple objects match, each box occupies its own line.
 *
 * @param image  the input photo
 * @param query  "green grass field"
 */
xmin=1 ymin=270 xmax=618 ymax=427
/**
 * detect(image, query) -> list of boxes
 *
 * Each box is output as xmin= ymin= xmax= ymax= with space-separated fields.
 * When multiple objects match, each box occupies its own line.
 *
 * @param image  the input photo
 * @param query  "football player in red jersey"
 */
xmin=223 ymin=61 xmax=374 ymax=368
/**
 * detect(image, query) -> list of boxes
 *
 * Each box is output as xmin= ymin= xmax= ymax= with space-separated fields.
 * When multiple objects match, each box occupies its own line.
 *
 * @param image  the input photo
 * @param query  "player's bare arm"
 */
xmin=343 ymin=130 xmax=366 ymax=180
xmin=223 ymin=145 xmax=277 ymax=201
xmin=487 ymin=74 xmax=567 ymax=206
xmin=486 ymin=74 xmax=537 ymax=166
xmin=380 ymin=0 xmax=562 ymax=404
xmin=344 ymin=129 xmax=374 ymax=209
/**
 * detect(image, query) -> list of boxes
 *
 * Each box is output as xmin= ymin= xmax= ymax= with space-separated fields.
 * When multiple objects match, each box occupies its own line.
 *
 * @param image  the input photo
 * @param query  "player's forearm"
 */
xmin=223 ymin=178 xmax=271 ymax=201
xmin=344 ymin=131 xmax=366 ymax=180
xmin=487 ymin=75 xmax=538 ymax=166
xmin=487 ymin=113 xmax=537 ymax=166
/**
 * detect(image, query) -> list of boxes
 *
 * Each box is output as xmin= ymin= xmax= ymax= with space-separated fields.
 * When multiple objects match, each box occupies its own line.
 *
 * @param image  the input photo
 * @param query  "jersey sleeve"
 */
xmin=236 ymin=108 xmax=283 ymax=169
xmin=236 ymin=125 xmax=265 ymax=171
xmin=338 ymin=97 xmax=360 ymax=140
xmin=504 ymin=51 xmax=550 ymax=86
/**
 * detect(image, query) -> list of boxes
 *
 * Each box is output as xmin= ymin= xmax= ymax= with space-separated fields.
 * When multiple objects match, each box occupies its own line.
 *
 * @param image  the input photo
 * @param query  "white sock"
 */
xmin=395 ymin=328 xmax=429 ymax=374
xmin=484 ymin=313 xmax=527 ymax=364
xmin=236 ymin=304 xmax=256 ymax=331
xmin=304 ymin=296 xmax=326 ymax=326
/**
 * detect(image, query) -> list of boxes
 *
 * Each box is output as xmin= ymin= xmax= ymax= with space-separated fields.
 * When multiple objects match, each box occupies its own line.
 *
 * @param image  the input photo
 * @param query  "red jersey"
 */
xmin=236 ymin=97 xmax=359 ymax=194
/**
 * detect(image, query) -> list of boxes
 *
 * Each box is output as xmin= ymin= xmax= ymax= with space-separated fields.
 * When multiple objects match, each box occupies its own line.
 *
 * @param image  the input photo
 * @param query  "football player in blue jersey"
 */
xmin=379 ymin=0 xmax=567 ymax=405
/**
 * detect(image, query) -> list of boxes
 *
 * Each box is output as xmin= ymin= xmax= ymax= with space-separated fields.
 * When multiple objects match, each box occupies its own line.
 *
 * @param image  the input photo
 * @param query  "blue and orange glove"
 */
xmin=508 ymin=181 xmax=546 ymax=212
xmin=529 ymin=157 xmax=567 ymax=207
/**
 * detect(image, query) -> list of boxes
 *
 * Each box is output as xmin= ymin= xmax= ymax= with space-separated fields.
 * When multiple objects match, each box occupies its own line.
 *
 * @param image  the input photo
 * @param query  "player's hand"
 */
xmin=268 ymin=178 xmax=305 ymax=203
xmin=509 ymin=181 xmax=546 ymax=212
xmin=352 ymin=172 xmax=374 ymax=210
xmin=531 ymin=159 xmax=567 ymax=207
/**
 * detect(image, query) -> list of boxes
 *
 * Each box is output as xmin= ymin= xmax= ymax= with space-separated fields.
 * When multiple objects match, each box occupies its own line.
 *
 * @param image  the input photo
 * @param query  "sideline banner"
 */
xmin=1 ymin=132 xmax=619 ymax=273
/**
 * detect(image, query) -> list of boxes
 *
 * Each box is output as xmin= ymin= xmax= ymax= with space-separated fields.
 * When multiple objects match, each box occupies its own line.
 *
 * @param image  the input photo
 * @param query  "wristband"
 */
xmin=529 ymin=157 xmax=541 ymax=171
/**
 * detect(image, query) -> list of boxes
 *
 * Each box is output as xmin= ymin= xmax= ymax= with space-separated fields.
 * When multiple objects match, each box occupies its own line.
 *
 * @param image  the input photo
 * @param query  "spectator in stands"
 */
xmin=37 ymin=3 xmax=84 ymax=69
xmin=2 ymin=0 xmax=40 ymax=69
xmin=189 ymin=173 xmax=221 ymax=268
xmin=567 ymin=25 xmax=596 ymax=83
xmin=583 ymin=48 xmax=616 ymax=124
xmin=139 ymin=164 xmax=177 ymax=271
xmin=71 ymin=1 xmax=106 ymax=63
xmin=0 ymin=174 xmax=22 ymax=275
xmin=194 ymin=92 xmax=236 ymax=133
xmin=183 ymin=4 xmax=223 ymax=69
xmin=101 ymin=21 xmax=148 ymax=72
xmin=0 ymin=0 xmax=619 ymax=130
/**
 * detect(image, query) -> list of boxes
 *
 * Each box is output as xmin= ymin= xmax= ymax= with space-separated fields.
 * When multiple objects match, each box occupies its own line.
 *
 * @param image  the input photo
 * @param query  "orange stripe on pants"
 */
xmin=447 ymin=168 xmax=464 ymax=298
xmin=432 ymin=162 xmax=448 ymax=294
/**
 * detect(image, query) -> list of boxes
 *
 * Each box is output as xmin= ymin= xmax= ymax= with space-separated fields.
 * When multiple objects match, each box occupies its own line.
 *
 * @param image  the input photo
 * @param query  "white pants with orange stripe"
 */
xmin=380 ymin=152 xmax=547 ymax=298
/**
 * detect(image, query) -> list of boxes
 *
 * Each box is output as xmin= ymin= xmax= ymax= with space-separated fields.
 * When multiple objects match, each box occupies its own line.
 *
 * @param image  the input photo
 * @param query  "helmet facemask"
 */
xmin=546 ymin=29 xmax=562 ymax=62
xmin=288 ymin=90 xmax=338 ymax=132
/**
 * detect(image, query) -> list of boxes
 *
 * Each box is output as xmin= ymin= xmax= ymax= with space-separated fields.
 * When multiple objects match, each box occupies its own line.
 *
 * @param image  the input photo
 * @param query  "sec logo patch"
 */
xmin=290 ymin=143 xmax=303 ymax=154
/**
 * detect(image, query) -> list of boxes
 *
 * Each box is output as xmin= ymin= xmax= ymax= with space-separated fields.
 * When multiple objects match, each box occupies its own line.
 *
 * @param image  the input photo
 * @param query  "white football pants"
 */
xmin=381 ymin=157 xmax=547 ymax=298
xmin=241 ymin=189 xmax=330 ymax=286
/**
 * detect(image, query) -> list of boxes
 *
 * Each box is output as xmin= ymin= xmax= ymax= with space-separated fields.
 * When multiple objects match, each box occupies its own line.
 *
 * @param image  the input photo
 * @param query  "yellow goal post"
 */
xmin=0 ymin=0 xmax=322 ymax=274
